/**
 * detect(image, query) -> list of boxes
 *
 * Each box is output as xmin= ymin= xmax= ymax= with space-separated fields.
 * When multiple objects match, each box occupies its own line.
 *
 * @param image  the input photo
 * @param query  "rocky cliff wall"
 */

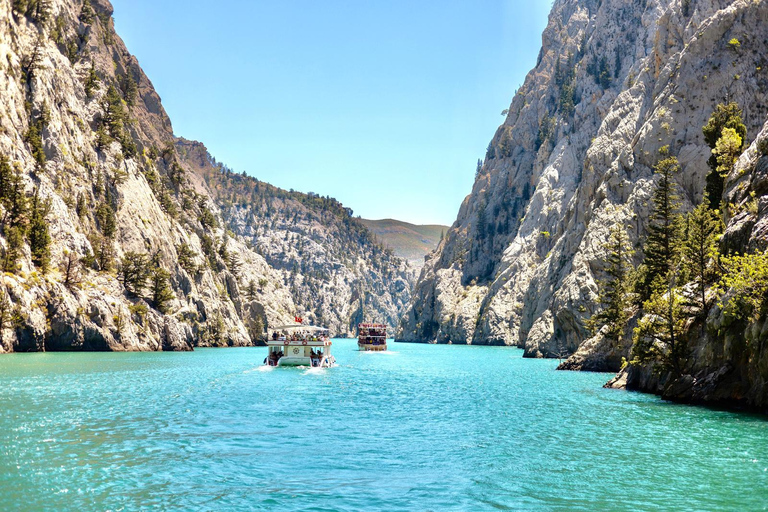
xmin=399 ymin=0 xmax=768 ymax=358
xmin=0 ymin=0 xmax=409 ymax=352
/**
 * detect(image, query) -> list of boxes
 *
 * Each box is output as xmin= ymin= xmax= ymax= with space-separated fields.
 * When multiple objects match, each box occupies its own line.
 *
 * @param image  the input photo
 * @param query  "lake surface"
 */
xmin=0 ymin=341 xmax=766 ymax=511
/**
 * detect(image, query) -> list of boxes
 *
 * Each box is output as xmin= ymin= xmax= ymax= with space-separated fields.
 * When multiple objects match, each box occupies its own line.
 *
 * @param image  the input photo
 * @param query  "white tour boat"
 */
xmin=357 ymin=323 xmax=387 ymax=351
xmin=264 ymin=324 xmax=336 ymax=368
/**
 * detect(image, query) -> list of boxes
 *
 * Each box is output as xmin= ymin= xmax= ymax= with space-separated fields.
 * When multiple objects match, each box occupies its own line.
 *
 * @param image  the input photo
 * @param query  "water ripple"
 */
xmin=0 ymin=343 xmax=765 ymax=510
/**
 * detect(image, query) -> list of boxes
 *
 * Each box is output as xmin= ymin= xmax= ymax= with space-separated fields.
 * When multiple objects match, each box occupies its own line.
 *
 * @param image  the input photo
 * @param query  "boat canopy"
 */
xmin=271 ymin=324 xmax=329 ymax=332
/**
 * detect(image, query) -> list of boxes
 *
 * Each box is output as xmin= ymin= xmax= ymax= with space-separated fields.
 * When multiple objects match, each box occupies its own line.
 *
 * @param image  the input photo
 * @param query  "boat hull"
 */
xmin=358 ymin=343 xmax=387 ymax=352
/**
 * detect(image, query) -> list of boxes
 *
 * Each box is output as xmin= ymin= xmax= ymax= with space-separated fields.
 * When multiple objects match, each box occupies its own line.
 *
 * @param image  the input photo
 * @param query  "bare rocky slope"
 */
xmin=0 ymin=0 xmax=409 ymax=352
xmin=398 ymin=0 xmax=768 ymax=410
xmin=359 ymin=218 xmax=448 ymax=270
xmin=178 ymin=139 xmax=413 ymax=336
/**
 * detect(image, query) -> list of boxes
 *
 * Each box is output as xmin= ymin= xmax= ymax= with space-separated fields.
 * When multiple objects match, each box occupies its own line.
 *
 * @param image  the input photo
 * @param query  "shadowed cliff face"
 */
xmin=399 ymin=0 xmax=768 ymax=355
xmin=0 ymin=0 xmax=410 ymax=352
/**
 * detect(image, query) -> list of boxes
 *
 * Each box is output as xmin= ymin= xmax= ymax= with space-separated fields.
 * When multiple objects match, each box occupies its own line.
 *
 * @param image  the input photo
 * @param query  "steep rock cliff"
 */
xmin=0 ymin=0 xmax=408 ymax=351
xmin=399 ymin=0 xmax=768 ymax=362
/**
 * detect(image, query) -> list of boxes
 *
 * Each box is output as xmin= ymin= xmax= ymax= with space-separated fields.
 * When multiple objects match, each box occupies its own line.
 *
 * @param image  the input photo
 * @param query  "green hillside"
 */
xmin=361 ymin=219 xmax=448 ymax=268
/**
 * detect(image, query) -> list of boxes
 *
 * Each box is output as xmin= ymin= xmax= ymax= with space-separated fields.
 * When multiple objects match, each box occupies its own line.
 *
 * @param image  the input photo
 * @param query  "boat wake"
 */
xmin=361 ymin=350 xmax=398 ymax=356
xmin=254 ymin=365 xmax=274 ymax=373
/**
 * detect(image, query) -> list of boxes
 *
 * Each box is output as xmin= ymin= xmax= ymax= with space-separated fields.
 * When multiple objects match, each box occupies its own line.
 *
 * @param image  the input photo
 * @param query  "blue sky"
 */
xmin=111 ymin=0 xmax=552 ymax=226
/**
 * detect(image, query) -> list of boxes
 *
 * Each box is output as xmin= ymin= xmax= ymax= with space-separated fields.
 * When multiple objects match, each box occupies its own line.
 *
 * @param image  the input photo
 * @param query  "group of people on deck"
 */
xmin=310 ymin=349 xmax=324 ymax=367
xmin=266 ymin=350 xmax=284 ymax=366
xmin=271 ymin=331 xmax=326 ymax=342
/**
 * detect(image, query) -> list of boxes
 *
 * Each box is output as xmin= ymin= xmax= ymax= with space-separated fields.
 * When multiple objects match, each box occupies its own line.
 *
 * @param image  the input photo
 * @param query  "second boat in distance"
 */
xmin=357 ymin=323 xmax=387 ymax=351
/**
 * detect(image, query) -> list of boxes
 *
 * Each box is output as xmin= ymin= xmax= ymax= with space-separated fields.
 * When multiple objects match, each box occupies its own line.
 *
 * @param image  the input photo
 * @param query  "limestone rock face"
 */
xmin=176 ymin=139 xmax=414 ymax=337
xmin=399 ymin=0 xmax=768 ymax=362
xmin=0 ymin=0 xmax=409 ymax=352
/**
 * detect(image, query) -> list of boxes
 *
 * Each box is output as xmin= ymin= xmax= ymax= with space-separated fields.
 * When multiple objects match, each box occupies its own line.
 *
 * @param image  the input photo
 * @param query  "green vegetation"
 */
xmin=587 ymin=101 xmax=768 ymax=379
xmin=119 ymin=251 xmax=150 ymax=296
xmin=150 ymin=266 xmax=174 ymax=314
xmin=12 ymin=0 xmax=51 ymax=22
xmin=27 ymin=189 xmax=51 ymax=271
xmin=0 ymin=286 xmax=12 ymax=345
xmin=61 ymin=250 xmax=81 ymax=289
xmin=119 ymin=72 xmax=138 ymax=107
xmin=713 ymin=127 xmax=743 ymax=176
xmin=702 ymin=102 xmax=746 ymax=209
xmin=682 ymin=202 xmax=723 ymax=315
xmin=586 ymin=225 xmax=633 ymax=348
xmin=79 ymin=0 xmax=94 ymax=24
xmin=717 ymin=252 xmax=768 ymax=323
xmin=637 ymin=149 xmax=683 ymax=300
xmin=587 ymin=54 xmax=612 ymax=89
xmin=24 ymin=105 xmax=49 ymax=170
xmin=84 ymin=65 xmax=100 ymax=98
xmin=633 ymin=280 xmax=687 ymax=375
xmin=555 ymin=52 xmax=576 ymax=116
xmin=176 ymin=242 xmax=197 ymax=274
xmin=100 ymin=85 xmax=136 ymax=157
xmin=0 ymin=157 xmax=29 ymax=273
xmin=119 ymin=251 xmax=176 ymax=313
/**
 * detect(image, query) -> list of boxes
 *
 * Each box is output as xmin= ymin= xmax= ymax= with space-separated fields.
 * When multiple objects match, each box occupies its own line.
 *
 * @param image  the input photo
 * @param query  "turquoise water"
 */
xmin=0 ymin=341 xmax=766 ymax=511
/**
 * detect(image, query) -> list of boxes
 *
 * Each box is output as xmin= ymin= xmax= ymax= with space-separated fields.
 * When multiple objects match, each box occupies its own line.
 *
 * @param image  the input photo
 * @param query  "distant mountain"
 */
xmin=360 ymin=219 xmax=448 ymax=269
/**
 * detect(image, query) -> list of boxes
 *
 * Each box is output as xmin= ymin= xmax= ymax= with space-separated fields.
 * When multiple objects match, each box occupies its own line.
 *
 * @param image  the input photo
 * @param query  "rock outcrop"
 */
xmin=398 ymin=0 xmax=768 ymax=410
xmin=607 ymin=119 xmax=768 ymax=412
xmin=0 ymin=0 xmax=409 ymax=352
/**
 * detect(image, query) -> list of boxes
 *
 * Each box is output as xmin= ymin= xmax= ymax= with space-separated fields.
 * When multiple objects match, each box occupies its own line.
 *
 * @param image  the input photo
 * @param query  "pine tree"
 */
xmin=712 ymin=127 xmax=743 ymax=177
xmin=61 ymin=250 xmax=81 ymax=289
xmin=119 ymin=251 xmax=150 ymax=295
xmin=682 ymin=202 xmax=723 ymax=315
xmin=84 ymin=64 xmax=99 ymax=98
xmin=95 ymin=201 xmax=116 ymax=237
xmin=246 ymin=279 xmax=257 ymax=301
xmin=150 ymin=267 xmax=174 ymax=314
xmin=176 ymin=242 xmax=197 ymax=274
xmin=249 ymin=314 xmax=265 ymax=343
xmin=28 ymin=188 xmax=51 ymax=271
xmin=586 ymin=224 xmax=633 ymax=347
xmin=640 ymin=150 xmax=683 ymax=299
xmin=702 ymin=102 xmax=746 ymax=209
xmin=94 ymin=235 xmax=114 ymax=271
xmin=0 ymin=155 xmax=11 ymax=199
xmin=0 ymin=286 xmax=11 ymax=346
xmin=102 ymin=85 xmax=127 ymax=137
xmin=1 ymin=162 xmax=28 ymax=232
xmin=120 ymin=71 xmax=138 ymax=107
xmin=2 ymin=227 xmax=24 ymax=273
xmin=226 ymin=252 xmax=241 ymax=277
xmin=79 ymin=0 xmax=94 ymax=24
